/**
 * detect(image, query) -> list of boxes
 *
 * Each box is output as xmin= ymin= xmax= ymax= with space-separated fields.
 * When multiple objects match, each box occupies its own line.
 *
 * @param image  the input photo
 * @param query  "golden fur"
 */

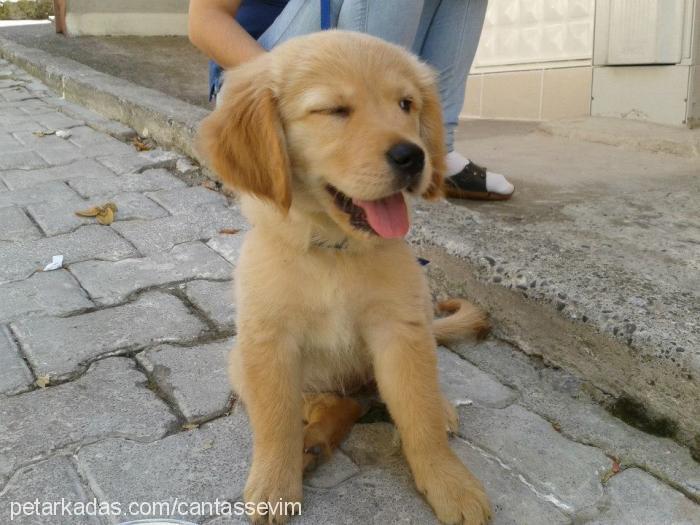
xmin=198 ymin=31 xmax=491 ymax=525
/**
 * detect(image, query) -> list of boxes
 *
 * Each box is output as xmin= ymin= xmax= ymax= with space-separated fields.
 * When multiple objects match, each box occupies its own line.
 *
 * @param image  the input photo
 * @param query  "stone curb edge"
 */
xmin=0 ymin=35 xmax=209 ymax=163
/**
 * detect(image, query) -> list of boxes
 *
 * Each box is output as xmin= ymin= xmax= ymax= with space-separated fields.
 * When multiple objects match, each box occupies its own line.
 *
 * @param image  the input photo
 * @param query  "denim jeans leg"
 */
xmin=258 ymin=0 xmax=344 ymax=49
xmin=414 ymin=0 xmax=487 ymax=152
xmin=337 ymin=0 xmax=424 ymax=48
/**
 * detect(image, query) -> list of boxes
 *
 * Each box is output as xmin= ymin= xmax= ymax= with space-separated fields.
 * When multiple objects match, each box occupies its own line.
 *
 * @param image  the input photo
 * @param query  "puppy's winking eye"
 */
xmin=399 ymin=98 xmax=413 ymax=112
xmin=312 ymin=106 xmax=352 ymax=118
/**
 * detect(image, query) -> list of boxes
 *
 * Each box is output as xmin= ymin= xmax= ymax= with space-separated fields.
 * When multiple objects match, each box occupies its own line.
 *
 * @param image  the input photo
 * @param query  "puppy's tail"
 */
xmin=432 ymin=299 xmax=490 ymax=346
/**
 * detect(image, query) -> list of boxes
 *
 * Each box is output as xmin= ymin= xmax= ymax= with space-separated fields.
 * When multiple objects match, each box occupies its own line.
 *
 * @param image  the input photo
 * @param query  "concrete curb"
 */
xmin=0 ymin=36 xmax=208 ymax=162
xmin=539 ymin=117 xmax=700 ymax=158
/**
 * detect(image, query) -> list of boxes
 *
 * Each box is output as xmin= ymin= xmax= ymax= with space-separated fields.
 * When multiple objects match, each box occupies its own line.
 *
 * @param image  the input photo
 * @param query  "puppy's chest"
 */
xmin=301 ymin=285 xmax=364 ymax=353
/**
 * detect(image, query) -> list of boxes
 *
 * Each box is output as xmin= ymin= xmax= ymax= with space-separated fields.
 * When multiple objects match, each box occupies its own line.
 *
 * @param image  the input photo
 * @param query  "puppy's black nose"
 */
xmin=386 ymin=142 xmax=425 ymax=186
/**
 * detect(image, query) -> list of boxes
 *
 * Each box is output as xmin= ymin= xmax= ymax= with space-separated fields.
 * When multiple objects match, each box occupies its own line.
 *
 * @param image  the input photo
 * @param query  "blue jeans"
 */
xmin=216 ymin=0 xmax=487 ymax=152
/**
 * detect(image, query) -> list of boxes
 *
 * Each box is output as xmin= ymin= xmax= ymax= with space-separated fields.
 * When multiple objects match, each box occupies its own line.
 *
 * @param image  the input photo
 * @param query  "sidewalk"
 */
xmin=1 ymin=59 xmax=699 ymax=524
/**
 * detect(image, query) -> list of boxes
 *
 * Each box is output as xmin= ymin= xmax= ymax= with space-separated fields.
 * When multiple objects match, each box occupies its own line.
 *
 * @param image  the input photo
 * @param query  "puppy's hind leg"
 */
xmin=302 ymin=393 xmax=364 ymax=472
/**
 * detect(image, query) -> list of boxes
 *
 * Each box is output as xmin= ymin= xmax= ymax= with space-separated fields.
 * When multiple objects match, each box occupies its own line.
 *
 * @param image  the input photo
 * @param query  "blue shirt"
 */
xmin=209 ymin=0 xmax=332 ymax=99
xmin=209 ymin=0 xmax=290 ymax=100
xmin=235 ymin=0 xmax=290 ymax=39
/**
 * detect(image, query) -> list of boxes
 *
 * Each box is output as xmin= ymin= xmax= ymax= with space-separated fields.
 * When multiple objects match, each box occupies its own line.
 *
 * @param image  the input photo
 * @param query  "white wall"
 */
xmin=473 ymin=0 xmax=595 ymax=73
xmin=65 ymin=0 xmax=189 ymax=36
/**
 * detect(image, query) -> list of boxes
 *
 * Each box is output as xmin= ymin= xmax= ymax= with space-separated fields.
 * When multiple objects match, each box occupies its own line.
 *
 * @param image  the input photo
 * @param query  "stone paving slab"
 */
xmin=11 ymin=128 xmax=79 ymax=150
xmin=55 ymin=98 xmax=137 ymax=141
xmin=457 ymin=404 xmax=611 ymax=513
xmin=27 ymin=191 xmax=168 ymax=236
xmin=339 ymin=423 xmax=569 ymax=525
xmin=0 ymin=206 xmax=41 ymax=241
xmin=0 ymin=325 xmax=33 ymax=395
xmin=455 ymin=339 xmax=700 ymax=502
xmin=112 ymin=203 xmax=248 ymax=256
xmin=0 ymin=114 xmax=52 ymax=133
xmin=0 ymin=180 xmax=80 ymax=209
xmin=31 ymin=110 xmax=86 ymax=131
xmin=0 ymin=224 xmax=137 ymax=283
xmin=0 ymin=97 xmax=54 ymax=117
xmin=0 ymin=457 xmax=103 ymax=525
xmin=297 ymin=466 xmax=440 ymax=525
xmin=589 ymin=468 xmax=700 ymax=525
xmin=0 ymin=149 xmax=47 ymax=170
xmin=67 ymin=167 xmax=186 ymax=198
xmin=65 ymin=125 xmax=136 ymax=158
xmin=0 ymin=158 xmax=113 ymax=190
xmin=0 ymin=85 xmax=31 ymax=102
xmin=136 ymin=338 xmax=234 ymax=423
xmin=12 ymin=291 xmax=207 ymax=378
xmin=70 ymin=241 xmax=233 ymax=306
xmin=206 ymin=233 xmax=246 ymax=265
xmin=437 ymin=346 xmax=517 ymax=409
xmin=11 ymin=129 xmax=84 ymax=167
xmin=0 ymin=129 xmax=25 ymax=150
xmin=147 ymin=185 xmax=228 ymax=214
xmin=451 ymin=439 xmax=571 ymax=525
xmin=97 ymin=148 xmax=182 ymax=175
xmin=0 ymin=269 xmax=93 ymax=325
xmin=182 ymin=280 xmax=236 ymax=331
xmin=304 ymin=451 xmax=360 ymax=490
xmin=76 ymin=408 xmax=252 ymax=524
xmin=0 ymin=357 xmax=177 ymax=485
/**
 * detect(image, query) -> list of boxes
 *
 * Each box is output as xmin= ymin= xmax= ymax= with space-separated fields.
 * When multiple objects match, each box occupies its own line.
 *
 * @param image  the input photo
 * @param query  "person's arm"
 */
xmin=188 ymin=0 xmax=266 ymax=68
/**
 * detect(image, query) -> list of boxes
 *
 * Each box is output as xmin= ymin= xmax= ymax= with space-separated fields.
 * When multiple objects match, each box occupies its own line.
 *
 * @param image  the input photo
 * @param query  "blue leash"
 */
xmin=321 ymin=0 xmax=331 ymax=30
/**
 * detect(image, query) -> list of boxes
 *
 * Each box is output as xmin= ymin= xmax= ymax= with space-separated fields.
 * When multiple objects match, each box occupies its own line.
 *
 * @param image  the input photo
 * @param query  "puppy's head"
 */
xmin=198 ymin=31 xmax=445 ymax=241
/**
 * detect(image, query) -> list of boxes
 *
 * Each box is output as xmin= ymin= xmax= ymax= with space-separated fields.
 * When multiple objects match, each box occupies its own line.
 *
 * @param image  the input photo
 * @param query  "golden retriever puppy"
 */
xmin=198 ymin=30 xmax=491 ymax=525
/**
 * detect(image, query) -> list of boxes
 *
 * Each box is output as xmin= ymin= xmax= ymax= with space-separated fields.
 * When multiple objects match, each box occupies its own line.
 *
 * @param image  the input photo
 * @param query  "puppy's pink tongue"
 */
xmin=353 ymin=192 xmax=409 ymax=238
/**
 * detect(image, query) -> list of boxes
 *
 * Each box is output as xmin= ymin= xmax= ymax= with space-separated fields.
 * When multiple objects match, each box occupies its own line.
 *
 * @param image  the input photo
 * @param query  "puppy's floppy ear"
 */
xmin=197 ymin=60 xmax=291 ymax=211
xmin=417 ymin=69 xmax=446 ymax=200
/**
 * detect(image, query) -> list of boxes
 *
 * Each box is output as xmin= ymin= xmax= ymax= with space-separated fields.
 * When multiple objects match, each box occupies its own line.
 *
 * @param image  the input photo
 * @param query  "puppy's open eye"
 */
xmin=399 ymin=98 xmax=413 ymax=112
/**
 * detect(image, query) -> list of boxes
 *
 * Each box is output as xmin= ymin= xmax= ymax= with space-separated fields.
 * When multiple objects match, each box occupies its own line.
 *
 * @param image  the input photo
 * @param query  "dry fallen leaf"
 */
xmin=602 ymin=457 xmax=622 ymax=483
xmin=201 ymin=180 xmax=221 ymax=192
xmin=75 ymin=202 xmax=118 ymax=225
xmin=132 ymin=136 xmax=153 ymax=151
xmin=219 ymin=228 xmax=240 ymax=235
xmin=96 ymin=207 xmax=115 ymax=225
xmin=75 ymin=206 xmax=102 ymax=217
xmin=33 ymin=130 xmax=56 ymax=137
xmin=35 ymin=375 xmax=50 ymax=388
xmin=612 ymin=459 xmax=621 ymax=473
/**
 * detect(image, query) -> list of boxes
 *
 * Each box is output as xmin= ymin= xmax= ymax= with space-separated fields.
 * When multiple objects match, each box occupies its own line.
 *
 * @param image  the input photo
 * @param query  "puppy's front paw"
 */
xmin=414 ymin=453 xmax=491 ymax=525
xmin=244 ymin=466 xmax=302 ymax=524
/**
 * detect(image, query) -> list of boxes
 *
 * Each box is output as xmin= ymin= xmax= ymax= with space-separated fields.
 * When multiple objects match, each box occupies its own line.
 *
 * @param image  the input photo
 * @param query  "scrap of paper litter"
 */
xmin=43 ymin=255 xmax=64 ymax=271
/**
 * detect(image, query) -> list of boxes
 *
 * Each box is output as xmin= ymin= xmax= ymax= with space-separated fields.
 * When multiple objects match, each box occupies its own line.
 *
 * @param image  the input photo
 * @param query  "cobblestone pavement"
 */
xmin=1 ymin=59 xmax=699 ymax=525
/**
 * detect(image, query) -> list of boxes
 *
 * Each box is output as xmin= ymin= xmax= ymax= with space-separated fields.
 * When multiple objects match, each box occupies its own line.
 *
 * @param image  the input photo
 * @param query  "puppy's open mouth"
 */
xmin=326 ymin=185 xmax=409 ymax=238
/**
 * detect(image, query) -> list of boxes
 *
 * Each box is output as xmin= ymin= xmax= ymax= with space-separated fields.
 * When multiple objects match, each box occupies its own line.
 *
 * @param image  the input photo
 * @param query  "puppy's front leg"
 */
xmin=235 ymin=332 xmax=303 ymax=524
xmin=369 ymin=325 xmax=491 ymax=525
